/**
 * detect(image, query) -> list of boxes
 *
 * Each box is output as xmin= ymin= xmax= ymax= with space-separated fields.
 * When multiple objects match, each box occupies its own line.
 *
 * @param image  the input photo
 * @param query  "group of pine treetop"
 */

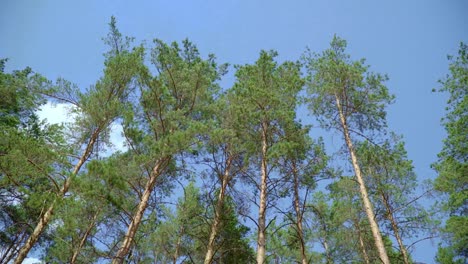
xmin=0 ymin=17 xmax=466 ymax=264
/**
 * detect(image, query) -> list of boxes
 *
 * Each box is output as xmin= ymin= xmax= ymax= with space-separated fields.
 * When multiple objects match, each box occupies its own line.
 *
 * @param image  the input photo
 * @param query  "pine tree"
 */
xmin=0 ymin=60 xmax=65 ymax=263
xmin=304 ymin=36 xmax=394 ymax=264
xmin=357 ymin=136 xmax=434 ymax=264
xmin=12 ymin=16 xmax=143 ymax=263
xmin=433 ymin=42 xmax=467 ymax=264
xmin=202 ymin=93 xmax=250 ymax=264
xmin=112 ymin=39 xmax=224 ymax=262
xmin=230 ymin=51 xmax=303 ymax=263
xmin=276 ymin=121 xmax=328 ymax=264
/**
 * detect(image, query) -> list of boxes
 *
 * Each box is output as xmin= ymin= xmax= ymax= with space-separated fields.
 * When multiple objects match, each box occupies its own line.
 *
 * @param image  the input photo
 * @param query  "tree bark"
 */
xmin=112 ymin=159 xmax=167 ymax=264
xmin=382 ymin=193 xmax=410 ymax=264
xmin=292 ymin=162 xmax=308 ymax=264
xmin=256 ymin=121 xmax=268 ymax=264
xmin=204 ymin=155 xmax=233 ymax=264
xmin=334 ymin=94 xmax=390 ymax=264
xmin=323 ymin=239 xmax=332 ymax=264
xmin=173 ymin=226 xmax=184 ymax=264
xmin=70 ymin=210 xmax=100 ymax=264
xmin=353 ymin=218 xmax=370 ymax=264
xmin=0 ymin=230 xmax=25 ymax=264
xmin=14 ymin=128 xmax=100 ymax=264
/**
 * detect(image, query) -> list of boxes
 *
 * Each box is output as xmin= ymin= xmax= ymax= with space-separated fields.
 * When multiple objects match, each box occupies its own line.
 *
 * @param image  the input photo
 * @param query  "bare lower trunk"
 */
xmin=335 ymin=95 xmax=390 ymax=264
xmin=204 ymin=156 xmax=233 ymax=264
xmin=256 ymin=123 xmax=268 ymax=264
xmin=292 ymin=163 xmax=307 ymax=264
xmin=70 ymin=210 xmax=100 ymax=264
xmin=112 ymin=160 xmax=165 ymax=264
xmin=382 ymin=194 xmax=410 ymax=264
xmin=14 ymin=129 xmax=100 ymax=264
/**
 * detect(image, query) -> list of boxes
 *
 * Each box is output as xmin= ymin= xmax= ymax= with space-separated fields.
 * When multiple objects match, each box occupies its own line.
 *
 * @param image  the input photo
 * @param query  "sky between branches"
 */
xmin=1 ymin=1 xmax=467 ymax=262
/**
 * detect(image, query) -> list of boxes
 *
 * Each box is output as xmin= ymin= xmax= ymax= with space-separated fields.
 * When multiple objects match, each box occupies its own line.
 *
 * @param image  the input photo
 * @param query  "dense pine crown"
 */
xmin=433 ymin=42 xmax=468 ymax=264
xmin=304 ymin=36 xmax=395 ymax=134
xmin=0 ymin=18 xmax=460 ymax=264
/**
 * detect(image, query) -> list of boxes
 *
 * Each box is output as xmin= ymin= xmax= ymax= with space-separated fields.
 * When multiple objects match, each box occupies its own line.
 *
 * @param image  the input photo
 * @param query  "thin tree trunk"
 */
xmin=70 ymin=210 xmax=100 ymax=264
xmin=0 ymin=230 xmax=25 ymax=264
xmin=256 ymin=122 xmax=268 ymax=264
xmin=353 ymin=218 xmax=370 ymax=264
xmin=292 ymin=162 xmax=307 ymax=264
xmin=382 ymin=193 xmax=410 ymax=264
xmin=14 ymin=128 xmax=100 ymax=264
xmin=204 ymin=156 xmax=233 ymax=264
xmin=173 ymin=226 xmax=184 ymax=264
xmin=0 ymin=243 xmax=15 ymax=264
xmin=112 ymin=159 xmax=166 ymax=264
xmin=322 ymin=238 xmax=331 ymax=264
xmin=309 ymin=204 xmax=331 ymax=263
xmin=334 ymin=94 xmax=390 ymax=264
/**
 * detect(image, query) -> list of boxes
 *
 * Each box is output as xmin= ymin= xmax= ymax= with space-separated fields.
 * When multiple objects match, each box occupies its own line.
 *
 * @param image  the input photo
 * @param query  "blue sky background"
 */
xmin=1 ymin=1 xmax=467 ymax=263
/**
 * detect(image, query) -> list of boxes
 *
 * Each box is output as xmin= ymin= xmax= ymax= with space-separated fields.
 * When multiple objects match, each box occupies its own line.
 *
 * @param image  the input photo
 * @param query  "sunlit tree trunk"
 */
xmin=256 ymin=122 xmax=268 ymax=264
xmin=112 ymin=159 xmax=167 ymax=264
xmin=381 ymin=193 xmax=410 ymax=264
xmin=14 ymin=128 xmax=100 ymax=264
xmin=292 ymin=162 xmax=308 ymax=264
xmin=323 ymin=239 xmax=332 ymax=264
xmin=70 ymin=210 xmax=100 ymax=264
xmin=173 ymin=226 xmax=184 ymax=264
xmin=204 ymin=156 xmax=233 ymax=264
xmin=335 ymin=94 xmax=390 ymax=264
xmin=353 ymin=218 xmax=370 ymax=264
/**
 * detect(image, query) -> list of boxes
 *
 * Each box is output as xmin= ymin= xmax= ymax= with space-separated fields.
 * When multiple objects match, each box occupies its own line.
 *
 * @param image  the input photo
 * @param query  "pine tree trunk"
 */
xmin=334 ymin=95 xmax=390 ymax=264
xmin=173 ymin=226 xmax=184 ymax=264
xmin=14 ymin=128 xmax=100 ymax=264
xmin=256 ymin=122 xmax=268 ymax=264
xmin=323 ymin=239 xmax=331 ymax=264
xmin=382 ymin=193 xmax=410 ymax=264
xmin=0 ymin=231 xmax=25 ymax=264
xmin=70 ymin=210 xmax=100 ymax=264
xmin=204 ymin=156 xmax=233 ymax=264
xmin=112 ymin=159 xmax=167 ymax=264
xmin=353 ymin=218 xmax=371 ymax=264
xmin=292 ymin=163 xmax=308 ymax=264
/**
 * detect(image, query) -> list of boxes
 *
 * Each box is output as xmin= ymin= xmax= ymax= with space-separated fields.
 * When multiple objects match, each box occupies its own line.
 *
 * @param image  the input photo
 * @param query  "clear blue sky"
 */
xmin=1 ymin=1 xmax=467 ymax=263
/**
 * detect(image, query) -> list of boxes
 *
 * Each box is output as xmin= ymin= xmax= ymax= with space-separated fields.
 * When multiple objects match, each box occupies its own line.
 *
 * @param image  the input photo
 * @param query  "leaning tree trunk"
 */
xmin=256 ymin=122 xmax=268 ymax=264
xmin=204 ymin=156 xmax=233 ymax=264
xmin=334 ymin=94 xmax=390 ymax=264
xmin=112 ymin=159 xmax=168 ymax=264
xmin=14 ymin=128 xmax=101 ymax=264
xmin=292 ymin=162 xmax=308 ymax=264
xmin=381 ymin=193 xmax=410 ymax=264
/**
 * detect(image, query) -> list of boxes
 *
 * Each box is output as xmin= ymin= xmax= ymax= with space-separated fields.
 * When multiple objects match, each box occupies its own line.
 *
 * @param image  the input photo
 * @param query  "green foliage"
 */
xmin=314 ymin=184 xmax=364 ymax=263
xmin=433 ymin=42 xmax=468 ymax=263
xmin=124 ymin=38 xmax=224 ymax=162
xmin=0 ymin=61 xmax=46 ymax=129
xmin=357 ymin=135 xmax=434 ymax=241
xmin=1 ymin=19 xmax=452 ymax=264
xmin=304 ymin=35 xmax=394 ymax=134
xmin=0 ymin=61 xmax=68 ymax=262
xmin=229 ymin=50 xmax=303 ymax=155
xmin=133 ymin=182 xmax=253 ymax=263
xmin=209 ymin=196 xmax=255 ymax=264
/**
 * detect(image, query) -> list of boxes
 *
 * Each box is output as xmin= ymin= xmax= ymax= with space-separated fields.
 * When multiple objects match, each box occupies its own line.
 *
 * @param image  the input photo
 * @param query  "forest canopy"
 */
xmin=0 ymin=17 xmax=466 ymax=264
